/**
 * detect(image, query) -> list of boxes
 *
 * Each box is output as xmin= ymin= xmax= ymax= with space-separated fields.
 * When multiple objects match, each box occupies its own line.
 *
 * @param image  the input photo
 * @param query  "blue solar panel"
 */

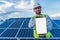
xmin=20 ymin=39 xmax=57 ymax=40
xmin=18 ymin=18 xmax=26 ymax=21
xmin=52 ymin=20 xmax=59 ymax=26
xmin=0 ymin=29 xmax=18 ymax=37
xmin=21 ymin=21 xmax=29 ymax=28
xmin=53 ymin=20 xmax=60 ymax=25
xmin=9 ymin=21 xmax=23 ymax=28
xmin=25 ymin=18 xmax=31 ymax=21
xmin=50 ymin=29 xmax=60 ymax=37
xmin=8 ymin=18 xmax=19 ymax=21
xmin=17 ymin=29 xmax=33 ymax=37
xmin=0 ymin=39 xmax=17 ymax=40
xmin=0 ymin=29 xmax=5 ymax=34
xmin=8 ymin=18 xmax=25 ymax=21
xmin=0 ymin=20 xmax=13 ymax=28
xmin=52 ymin=21 xmax=58 ymax=28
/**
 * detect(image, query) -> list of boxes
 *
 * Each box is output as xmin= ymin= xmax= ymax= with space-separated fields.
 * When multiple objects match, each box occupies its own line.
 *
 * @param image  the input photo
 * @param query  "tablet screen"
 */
xmin=36 ymin=18 xmax=47 ymax=34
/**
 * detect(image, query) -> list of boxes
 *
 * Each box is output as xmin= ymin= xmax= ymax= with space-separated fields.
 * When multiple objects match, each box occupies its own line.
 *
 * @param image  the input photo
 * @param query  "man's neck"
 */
xmin=36 ymin=14 xmax=40 ymax=16
xmin=36 ymin=14 xmax=41 ymax=16
xmin=36 ymin=13 xmax=42 ymax=18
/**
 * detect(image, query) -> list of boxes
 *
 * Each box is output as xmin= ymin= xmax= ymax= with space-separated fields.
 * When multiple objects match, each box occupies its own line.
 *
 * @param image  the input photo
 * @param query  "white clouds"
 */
xmin=5 ymin=11 xmax=35 ymax=19
xmin=15 ymin=0 xmax=34 ymax=12
xmin=0 ymin=1 xmax=14 ymax=14
xmin=1 ymin=1 xmax=13 ymax=8
xmin=0 ymin=5 xmax=6 ymax=13
xmin=49 ymin=13 xmax=60 ymax=20
xmin=0 ymin=0 xmax=35 ymax=18
xmin=50 ymin=13 xmax=60 ymax=18
xmin=0 ymin=12 xmax=21 ymax=20
xmin=7 ymin=12 xmax=21 ymax=18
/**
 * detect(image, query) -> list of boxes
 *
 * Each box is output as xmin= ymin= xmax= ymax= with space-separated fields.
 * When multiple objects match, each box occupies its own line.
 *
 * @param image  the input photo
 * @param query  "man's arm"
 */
xmin=28 ymin=17 xmax=35 ymax=28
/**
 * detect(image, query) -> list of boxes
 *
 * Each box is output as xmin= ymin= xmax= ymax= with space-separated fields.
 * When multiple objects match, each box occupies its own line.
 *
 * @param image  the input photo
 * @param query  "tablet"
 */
xmin=35 ymin=18 xmax=47 ymax=34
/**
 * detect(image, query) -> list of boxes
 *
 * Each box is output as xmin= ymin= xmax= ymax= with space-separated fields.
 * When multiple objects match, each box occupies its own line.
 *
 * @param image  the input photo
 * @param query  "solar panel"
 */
xmin=0 ymin=29 xmax=5 ymax=34
xmin=0 ymin=29 xmax=18 ymax=37
xmin=17 ymin=29 xmax=33 ymax=37
xmin=53 ymin=20 xmax=60 ymax=25
xmin=9 ymin=21 xmax=23 ymax=28
xmin=0 ymin=20 xmax=14 ymax=28
xmin=20 ymin=38 xmax=50 ymax=40
xmin=0 ymin=39 xmax=17 ymax=40
xmin=25 ymin=18 xmax=31 ymax=21
xmin=21 ymin=21 xmax=29 ymax=28
xmin=52 ymin=21 xmax=58 ymax=27
xmin=18 ymin=18 xmax=26 ymax=21
xmin=50 ymin=29 xmax=60 ymax=37
xmin=8 ymin=18 xmax=26 ymax=21
xmin=52 ymin=20 xmax=60 ymax=29
xmin=9 ymin=18 xmax=19 ymax=21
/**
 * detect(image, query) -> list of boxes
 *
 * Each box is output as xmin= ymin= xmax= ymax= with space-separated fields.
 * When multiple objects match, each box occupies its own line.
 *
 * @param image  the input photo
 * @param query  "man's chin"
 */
xmin=35 ymin=11 xmax=40 ymax=14
xmin=36 ymin=12 xmax=40 ymax=14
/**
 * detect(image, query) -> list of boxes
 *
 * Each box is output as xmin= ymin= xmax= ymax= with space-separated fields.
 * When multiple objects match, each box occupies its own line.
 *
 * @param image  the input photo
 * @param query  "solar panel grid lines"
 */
xmin=0 ymin=28 xmax=32 ymax=29
xmin=15 ymin=18 xmax=26 ymax=37
xmin=50 ymin=29 xmax=60 ymax=37
xmin=21 ymin=21 xmax=29 ymax=28
xmin=29 ymin=29 xmax=33 ymax=37
xmin=52 ymin=20 xmax=60 ymax=28
xmin=0 ymin=37 xmax=60 ymax=40
xmin=0 ymin=37 xmax=17 ymax=39
xmin=20 ymin=18 xmax=25 ymax=20
xmin=0 ymin=29 xmax=18 ymax=37
xmin=21 ymin=18 xmax=31 ymax=29
xmin=53 ymin=20 xmax=60 ymax=25
xmin=17 ymin=29 xmax=33 ymax=37
xmin=51 ymin=30 xmax=56 ymax=37
xmin=52 ymin=27 xmax=60 ymax=29
xmin=18 ymin=28 xmax=33 ymax=29
xmin=23 ymin=29 xmax=26 ymax=37
xmin=0 ymin=29 xmax=5 ymax=34
xmin=56 ymin=29 xmax=60 ymax=37
xmin=50 ymin=32 xmax=54 ymax=38
xmin=29 ymin=29 xmax=31 ymax=37
xmin=0 ymin=20 xmax=13 ymax=28
xmin=0 ymin=28 xmax=19 ymax=29
xmin=52 ymin=21 xmax=58 ymax=28
xmin=55 ymin=30 xmax=58 ymax=37
xmin=20 ymin=38 xmax=60 ymax=40
xmin=0 ymin=20 xmax=16 ymax=36
xmin=9 ymin=21 xmax=23 ymax=28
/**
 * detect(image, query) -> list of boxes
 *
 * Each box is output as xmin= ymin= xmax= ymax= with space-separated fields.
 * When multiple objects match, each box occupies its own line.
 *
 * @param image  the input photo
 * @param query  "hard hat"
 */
xmin=34 ymin=3 xmax=41 ymax=8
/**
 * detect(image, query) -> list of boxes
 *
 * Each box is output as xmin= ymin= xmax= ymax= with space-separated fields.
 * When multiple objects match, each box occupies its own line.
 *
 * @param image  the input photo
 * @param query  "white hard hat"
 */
xmin=34 ymin=3 xmax=41 ymax=8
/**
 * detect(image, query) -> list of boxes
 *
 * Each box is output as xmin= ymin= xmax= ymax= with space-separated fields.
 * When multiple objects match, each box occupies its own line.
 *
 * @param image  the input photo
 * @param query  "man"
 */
xmin=28 ymin=3 xmax=52 ymax=38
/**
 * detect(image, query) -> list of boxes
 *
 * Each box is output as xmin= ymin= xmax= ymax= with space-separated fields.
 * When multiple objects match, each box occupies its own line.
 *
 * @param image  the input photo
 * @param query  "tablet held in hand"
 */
xmin=36 ymin=18 xmax=47 ymax=34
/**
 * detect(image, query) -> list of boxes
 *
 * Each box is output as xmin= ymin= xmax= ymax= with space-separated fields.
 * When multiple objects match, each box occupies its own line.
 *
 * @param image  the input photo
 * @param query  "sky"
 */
xmin=39 ymin=0 xmax=60 ymax=15
xmin=0 ymin=0 xmax=60 ymax=20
